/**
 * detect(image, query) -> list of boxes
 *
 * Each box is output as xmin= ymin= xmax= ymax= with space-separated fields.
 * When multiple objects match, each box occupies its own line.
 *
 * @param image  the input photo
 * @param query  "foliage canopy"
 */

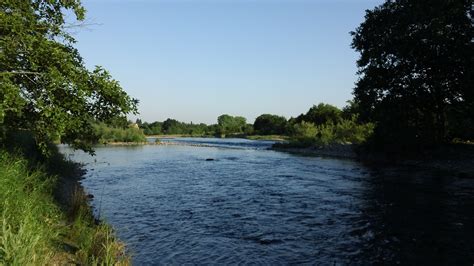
xmin=253 ymin=114 xmax=287 ymax=135
xmin=295 ymin=103 xmax=343 ymax=126
xmin=0 ymin=0 xmax=138 ymax=153
xmin=352 ymin=0 xmax=474 ymax=148
xmin=217 ymin=114 xmax=247 ymax=135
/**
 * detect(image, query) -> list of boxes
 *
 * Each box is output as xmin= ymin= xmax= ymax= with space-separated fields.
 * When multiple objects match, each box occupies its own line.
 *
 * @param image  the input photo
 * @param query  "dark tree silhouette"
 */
xmin=253 ymin=114 xmax=287 ymax=135
xmin=295 ymin=103 xmax=343 ymax=126
xmin=352 ymin=0 xmax=474 ymax=149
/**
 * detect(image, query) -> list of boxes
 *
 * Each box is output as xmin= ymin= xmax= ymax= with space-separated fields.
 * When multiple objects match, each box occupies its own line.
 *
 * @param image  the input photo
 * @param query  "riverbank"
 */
xmin=0 ymin=148 xmax=129 ymax=264
xmin=145 ymin=134 xmax=288 ymax=141
xmin=99 ymin=134 xmax=285 ymax=147
xmin=145 ymin=134 xmax=208 ymax=139
xmin=100 ymin=140 xmax=243 ymax=149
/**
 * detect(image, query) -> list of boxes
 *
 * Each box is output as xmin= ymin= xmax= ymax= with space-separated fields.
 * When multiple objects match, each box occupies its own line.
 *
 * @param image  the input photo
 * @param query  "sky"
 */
xmin=74 ymin=0 xmax=383 ymax=124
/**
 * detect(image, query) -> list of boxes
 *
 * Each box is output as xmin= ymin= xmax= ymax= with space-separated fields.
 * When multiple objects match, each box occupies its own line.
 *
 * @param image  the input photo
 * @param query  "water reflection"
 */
xmin=60 ymin=139 xmax=474 ymax=265
xmin=357 ymin=167 xmax=474 ymax=265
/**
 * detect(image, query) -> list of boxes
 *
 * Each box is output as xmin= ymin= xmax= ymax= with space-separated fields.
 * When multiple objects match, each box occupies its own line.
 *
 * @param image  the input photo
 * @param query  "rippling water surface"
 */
xmin=60 ymin=138 xmax=474 ymax=265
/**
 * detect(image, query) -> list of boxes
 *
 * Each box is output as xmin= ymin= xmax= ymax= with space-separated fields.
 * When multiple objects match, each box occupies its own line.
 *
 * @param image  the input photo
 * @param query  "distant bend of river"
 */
xmin=60 ymin=138 xmax=474 ymax=265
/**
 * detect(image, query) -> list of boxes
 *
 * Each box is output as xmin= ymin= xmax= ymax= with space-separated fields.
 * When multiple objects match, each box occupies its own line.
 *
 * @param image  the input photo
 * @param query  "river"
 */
xmin=60 ymin=138 xmax=474 ymax=265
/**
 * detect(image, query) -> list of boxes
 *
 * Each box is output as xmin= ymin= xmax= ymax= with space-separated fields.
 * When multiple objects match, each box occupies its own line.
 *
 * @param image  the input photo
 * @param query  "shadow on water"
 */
xmin=355 ymin=166 xmax=474 ymax=265
xmin=59 ymin=139 xmax=474 ymax=265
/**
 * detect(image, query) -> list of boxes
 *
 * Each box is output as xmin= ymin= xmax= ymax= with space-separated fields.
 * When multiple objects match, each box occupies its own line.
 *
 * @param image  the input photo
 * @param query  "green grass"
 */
xmin=0 ymin=151 xmax=60 ymax=264
xmin=0 ymin=150 xmax=129 ymax=265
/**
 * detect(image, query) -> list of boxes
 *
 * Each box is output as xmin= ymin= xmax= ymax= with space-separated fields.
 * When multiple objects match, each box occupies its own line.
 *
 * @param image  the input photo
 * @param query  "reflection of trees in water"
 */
xmin=354 ymin=167 xmax=474 ymax=264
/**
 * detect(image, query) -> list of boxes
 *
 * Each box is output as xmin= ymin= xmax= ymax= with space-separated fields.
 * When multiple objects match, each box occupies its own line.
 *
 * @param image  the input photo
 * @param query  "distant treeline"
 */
xmin=137 ymin=114 xmax=251 ymax=137
xmin=135 ymin=102 xmax=374 ymax=146
xmin=99 ymin=0 xmax=474 ymax=152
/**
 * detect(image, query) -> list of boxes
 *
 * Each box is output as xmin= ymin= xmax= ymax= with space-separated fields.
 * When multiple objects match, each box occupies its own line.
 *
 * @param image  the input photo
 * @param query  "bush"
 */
xmin=314 ymin=123 xmax=336 ymax=146
xmin=292 ymin=121 xmax=317 ymax=144
xmin=287 ymin=119 xmax=374 ymax=147
xmin=94 ymin=123 xmax=146 ymax=143
xmin=334 ymin=118 xmax=374 ymax=144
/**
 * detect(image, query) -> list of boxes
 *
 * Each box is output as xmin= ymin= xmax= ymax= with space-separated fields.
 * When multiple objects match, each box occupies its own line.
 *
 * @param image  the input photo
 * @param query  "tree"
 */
xmin=253 ymin=114 xmax=287 ymax=135
xmin=341 ymin=100 xmax=360 ymax=120
xmin=296 ymin=103 xmax=342 ymax=125
xmin=106 ymin=116 xmax=129 ymax=128
xmin=162 ymin=119 xmax=182 ymax=134
xmin=217 ymin=114 xmax=247 ymax=135
xmin=233 ymin=116 xmax=247 ymax=133
xmin=352 ymin=0 xmax=474 ymax=148
xmin=242 ymin=124 xmax=254 ymax=135
xmin=0 ymin=0 xmax=138 ymax=154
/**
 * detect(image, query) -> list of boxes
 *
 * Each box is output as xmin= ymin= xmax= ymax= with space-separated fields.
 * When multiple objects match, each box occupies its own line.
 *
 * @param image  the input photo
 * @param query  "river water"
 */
xmin=60 ymin=138 xmax=474 ymax=265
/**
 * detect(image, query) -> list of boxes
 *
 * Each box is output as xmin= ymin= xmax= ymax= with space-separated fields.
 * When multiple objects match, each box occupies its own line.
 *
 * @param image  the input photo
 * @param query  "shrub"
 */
xmin=287 ymin=119 xmax=374 ymax=147
xmin=94 ymin=123 xmax=146 ymax=143
xmin=291 ymin=121 xmax=317 ymax=146
xmin=334 ymin=118 xmax=374 ymax=144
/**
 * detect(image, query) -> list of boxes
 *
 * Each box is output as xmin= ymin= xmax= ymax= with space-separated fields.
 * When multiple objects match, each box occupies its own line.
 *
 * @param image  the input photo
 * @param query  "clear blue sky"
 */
xmin=75 ymin=0 xmax=382 ymax=124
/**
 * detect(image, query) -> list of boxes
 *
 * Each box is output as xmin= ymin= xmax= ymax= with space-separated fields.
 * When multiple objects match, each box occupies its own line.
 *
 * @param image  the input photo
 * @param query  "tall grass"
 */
xmin=0 ymin=151 xmax=60 ymax=264
xmin=0 ymin=150 xmax=129 ymax=264
xmin=68 ymin=188 xmax=128 ymax=265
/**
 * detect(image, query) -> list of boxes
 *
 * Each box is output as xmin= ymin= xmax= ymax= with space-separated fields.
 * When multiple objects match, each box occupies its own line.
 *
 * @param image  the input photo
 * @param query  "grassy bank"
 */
xmin=0 ymin=149 xmax=129 ymax=264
